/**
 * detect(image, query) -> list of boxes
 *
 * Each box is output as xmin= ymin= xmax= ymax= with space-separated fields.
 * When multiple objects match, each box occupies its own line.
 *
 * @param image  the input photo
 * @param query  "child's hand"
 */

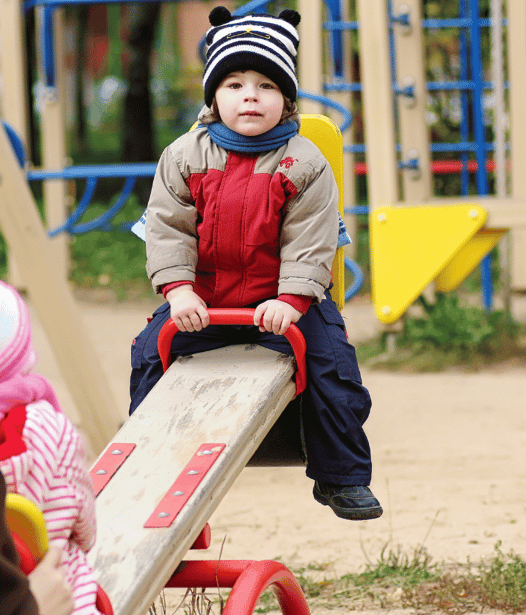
xmin=28 ymin=548 xmax=74 ymax=615
xmin=166 ymin=285 xmax=210 ymax=332
xmin=254 ymin=300 xmax=302 ymax=335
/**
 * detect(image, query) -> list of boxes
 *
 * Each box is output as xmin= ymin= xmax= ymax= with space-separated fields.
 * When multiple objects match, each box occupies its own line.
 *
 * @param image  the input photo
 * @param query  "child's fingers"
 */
xmin=42 ymin=547 xmax=62 ymax=568
xmin=197 ymin=304 xmax=210 ymax=328
xmin=253 ymin=303 xmax=265 ymax=327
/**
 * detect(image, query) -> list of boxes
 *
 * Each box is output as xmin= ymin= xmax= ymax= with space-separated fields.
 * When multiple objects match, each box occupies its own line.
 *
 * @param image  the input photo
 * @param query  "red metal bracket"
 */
xmin=144 ymin=443 xmax=226 ymax=528
xmin=91 ymin=443 xmax=136 ymax=496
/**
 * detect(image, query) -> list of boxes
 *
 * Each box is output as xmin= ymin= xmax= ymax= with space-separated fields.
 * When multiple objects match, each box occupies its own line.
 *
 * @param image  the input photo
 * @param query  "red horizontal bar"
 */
xmin=353 ymin=159 xmax=500 ymax=175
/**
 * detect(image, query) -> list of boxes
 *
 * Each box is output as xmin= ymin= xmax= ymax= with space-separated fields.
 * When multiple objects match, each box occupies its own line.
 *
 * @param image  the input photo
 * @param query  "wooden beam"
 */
xmin=0 ymin=124 xmax=120 ymax=454
xmin=298 ymin=0 xmax=324 ymax=114
xmin=356 ymin=0 xmax=399 ymax=209
xmin=36 ymin=7 xmax=69 ymax=281
xmin=415 ymin=197 xmax=526 ymax=229
xmin=392 ymin=0 xmax=432 ymax=203
xmin=505 ymin=0 xmax=526 ymax=289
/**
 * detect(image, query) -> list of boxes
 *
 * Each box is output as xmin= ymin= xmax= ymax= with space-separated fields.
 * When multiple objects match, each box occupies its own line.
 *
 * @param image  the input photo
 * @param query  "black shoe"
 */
xmin=313 ymin=482 xmax=383 ymax=520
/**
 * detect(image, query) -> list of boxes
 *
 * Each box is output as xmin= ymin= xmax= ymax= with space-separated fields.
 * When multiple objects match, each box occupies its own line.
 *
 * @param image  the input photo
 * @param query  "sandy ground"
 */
xmin=26 ymin=290 xmax=526 ymax=613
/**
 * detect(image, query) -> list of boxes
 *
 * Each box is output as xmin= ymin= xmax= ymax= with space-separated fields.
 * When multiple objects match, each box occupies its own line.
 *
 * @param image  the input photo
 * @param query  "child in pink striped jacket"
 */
xmin=0 ymin=281 xmax=102 ymax=615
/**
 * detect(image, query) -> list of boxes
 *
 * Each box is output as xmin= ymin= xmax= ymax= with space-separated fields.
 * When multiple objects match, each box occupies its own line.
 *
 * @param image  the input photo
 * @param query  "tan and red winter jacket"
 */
xmin=145 ymin=126 xmax=339 ymax=308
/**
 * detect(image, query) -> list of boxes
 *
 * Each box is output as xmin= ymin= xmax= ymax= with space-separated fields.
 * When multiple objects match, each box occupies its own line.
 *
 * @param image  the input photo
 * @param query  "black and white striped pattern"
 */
xmin=203 ymin=13 xmax=300 ymax=106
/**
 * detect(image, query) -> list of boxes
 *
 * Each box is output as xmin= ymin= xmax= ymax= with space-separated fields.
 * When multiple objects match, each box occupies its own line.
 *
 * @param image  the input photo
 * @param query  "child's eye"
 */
xmin=260 ymin=82 xmax=275 ymax=89
xmin=227 ymin=82 xmax=242 ymax=89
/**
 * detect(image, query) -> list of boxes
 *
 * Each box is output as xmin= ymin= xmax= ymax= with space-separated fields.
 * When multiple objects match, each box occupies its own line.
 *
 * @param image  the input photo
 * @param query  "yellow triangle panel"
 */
xmin=435 ymin=228 xmax=507 ymax=292
xmin=370 ymin=204 xmax=487 ymax=324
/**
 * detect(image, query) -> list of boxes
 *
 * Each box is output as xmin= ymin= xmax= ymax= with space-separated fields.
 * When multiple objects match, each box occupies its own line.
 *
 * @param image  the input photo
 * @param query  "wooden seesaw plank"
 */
xmin=87 ymin=343 xmax=297 ymax=615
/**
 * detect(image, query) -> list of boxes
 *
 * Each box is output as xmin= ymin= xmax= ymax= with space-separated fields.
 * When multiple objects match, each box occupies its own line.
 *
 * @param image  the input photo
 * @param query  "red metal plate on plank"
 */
xmin=91 ymin=443 xmax=136 ymax=496
xmin=144 ymin=443 xmax=226 ymax=528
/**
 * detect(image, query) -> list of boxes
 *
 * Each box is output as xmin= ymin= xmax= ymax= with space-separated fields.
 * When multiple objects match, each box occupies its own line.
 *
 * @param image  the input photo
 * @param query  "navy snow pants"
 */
xmin=129 ymin=291 xmax=373 ymax=485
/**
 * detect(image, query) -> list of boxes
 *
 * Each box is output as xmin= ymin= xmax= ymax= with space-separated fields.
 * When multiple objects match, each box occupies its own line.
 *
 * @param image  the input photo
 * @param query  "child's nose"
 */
xmin=244 ymin=87 xmax=258 ymax=101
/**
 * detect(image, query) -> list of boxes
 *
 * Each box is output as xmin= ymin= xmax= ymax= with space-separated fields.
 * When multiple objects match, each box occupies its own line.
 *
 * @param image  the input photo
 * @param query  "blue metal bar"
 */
xmin=27 ymin=163 xmax=158 ymax=181
xmin=298 ymin=90 xmax=353 ymax=133
xmin=427 ymin=80 xmax=496 ymax=91
xmin=323 ymin=21 xmax=359 ymax=31
xmin=41 ymin=6 xmax=55 ymax=87
xmin=48 ymin=177 xmax=98 ymax=237
xmin=468 ymin=0 xmax=492 ymax=310
xmin=459 ymin=0 xmax=470 ymax=195
xmin=324 ymin=0 xmax=344 ymax=77
xmin=345 ymin=206 xmax=369 ymax=215
xmin=344 ymin=257 xmax=364 ymax=301
xmin=325 ymin=80 xmax=501 ymax=92
xmin=232 ymin=0 xmax=270 ymax=15
xmin=344 ymin=141 xmax=497 ymax=155
xmin=344 ymin=145 xmax=365 ymax=154
xmin=468 ymin=0 xmax=489 ymax=198
xmin=422 ymin=17 xmax=502 ymax=29
xmin=324 ymin=82 xmax=362 ymax=93
xmin=1 ymin=121 xmax=26 ymax=167
xmin=26 ymin=0 xmax=169 ymax=8
xmin=430 ymin=142 xmax=493 ymax=152
xmin=69 ymin=176 xmax=137 ymax=233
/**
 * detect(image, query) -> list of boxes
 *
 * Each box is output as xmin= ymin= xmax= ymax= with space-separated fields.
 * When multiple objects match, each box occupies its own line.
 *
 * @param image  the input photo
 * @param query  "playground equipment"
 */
xmin=88 ymin=311 xmax=310 ymax=615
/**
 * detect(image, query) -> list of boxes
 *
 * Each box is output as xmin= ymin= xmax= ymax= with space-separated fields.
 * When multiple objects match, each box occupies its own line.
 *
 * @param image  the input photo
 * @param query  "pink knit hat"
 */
xmin=0 ymin=281 xmax=36 ymax=382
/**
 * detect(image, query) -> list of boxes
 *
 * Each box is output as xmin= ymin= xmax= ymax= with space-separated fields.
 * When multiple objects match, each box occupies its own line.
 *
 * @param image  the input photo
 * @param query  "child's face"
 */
xmin=215 ymin=70 xmax=285 ymax=136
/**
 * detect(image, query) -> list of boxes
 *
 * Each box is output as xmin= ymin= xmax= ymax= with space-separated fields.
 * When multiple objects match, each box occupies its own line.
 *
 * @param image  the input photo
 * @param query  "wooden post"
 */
xmin=506 ymin=0 xmax=526 ymax=290
xmin=0 ymin=124 xmax=120 ymax=454
xmin=0 ymin=0 xmax=30 ymax=286
xmin=36 ymin=7 xmax=70 ymax=282
xmin=297 ymin=0 xmax=324 ymax=115
xmin=329 ymin=0 xmax=357 ymax=259
xmin=356 ymin=0 xmax=399 ymax=210
xmin=0 ymin=0 xmax=29 ymax=143
xmin=392 ymin=0 xmax=432 ymax=204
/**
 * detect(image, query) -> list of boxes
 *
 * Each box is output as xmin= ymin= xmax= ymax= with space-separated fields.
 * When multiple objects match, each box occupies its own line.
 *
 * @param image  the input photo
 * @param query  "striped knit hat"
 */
xmin=0 ymin=281 xmax=36 ymax=382
xmin=203 ymin=6 xmax=301 ymax=107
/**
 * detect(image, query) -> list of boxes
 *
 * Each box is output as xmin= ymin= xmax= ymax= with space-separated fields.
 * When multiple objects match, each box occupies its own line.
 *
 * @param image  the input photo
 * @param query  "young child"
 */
xmin=1 ymin=470 xmax=74 ymax=615
xmin=0 ymin=281 xmax=103 ymax=614
xmin=130 ymin=7 xmax=382 ymax=521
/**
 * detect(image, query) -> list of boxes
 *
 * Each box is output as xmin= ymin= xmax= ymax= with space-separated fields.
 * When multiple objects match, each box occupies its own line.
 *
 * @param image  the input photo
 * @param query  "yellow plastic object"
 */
xmin=191 ymin=115 xmax=346 ymax=309
xmin=5 ymin=493 xmax=49 ymax=563
xmin=435 ymin=228 xmax=507 ymax=292
xmin=300 ymin=115 xmax=345 ymax=310
xmin=370 ymin=204 xmax=488 ymax=324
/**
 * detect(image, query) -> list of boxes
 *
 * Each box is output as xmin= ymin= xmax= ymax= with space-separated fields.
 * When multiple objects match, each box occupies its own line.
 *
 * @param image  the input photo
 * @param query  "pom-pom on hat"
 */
xmin=203 ymin=6 xmax=301 ymax=107
xmin=0 ymin=281 xmax=36 ymax=382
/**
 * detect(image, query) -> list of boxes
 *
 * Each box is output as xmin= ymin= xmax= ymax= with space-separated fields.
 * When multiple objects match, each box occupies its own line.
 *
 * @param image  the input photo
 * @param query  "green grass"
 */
xmin=258 ymin=543 xmax=526 ymax=613
xmin=357 ymin=292 xmax=526 ymax=372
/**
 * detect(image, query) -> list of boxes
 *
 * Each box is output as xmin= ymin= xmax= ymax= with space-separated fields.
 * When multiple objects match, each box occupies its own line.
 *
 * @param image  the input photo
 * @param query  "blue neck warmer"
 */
xmin=206 ymin=120 xmax=299 ymax=153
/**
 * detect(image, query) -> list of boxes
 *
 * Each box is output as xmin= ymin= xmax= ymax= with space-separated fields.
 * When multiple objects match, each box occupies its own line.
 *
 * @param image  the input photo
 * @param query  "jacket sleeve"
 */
xmin=278 ymin=153 xmax=339 ymax=302
xmin=56 ymin=415 xmax=96 ymax=554
xmin=145 ymin=143 xmax=199 ymax=293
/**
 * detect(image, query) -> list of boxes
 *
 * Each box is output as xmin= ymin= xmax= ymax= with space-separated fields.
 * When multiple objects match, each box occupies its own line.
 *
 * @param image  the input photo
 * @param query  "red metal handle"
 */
xmin=157 ymin=308 xmax=306 ymax=396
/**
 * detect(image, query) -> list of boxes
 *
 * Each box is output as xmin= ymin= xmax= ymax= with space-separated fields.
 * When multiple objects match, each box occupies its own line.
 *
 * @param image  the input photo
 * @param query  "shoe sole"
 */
xmin=313 ymin=489 xmax=383 ymax=521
